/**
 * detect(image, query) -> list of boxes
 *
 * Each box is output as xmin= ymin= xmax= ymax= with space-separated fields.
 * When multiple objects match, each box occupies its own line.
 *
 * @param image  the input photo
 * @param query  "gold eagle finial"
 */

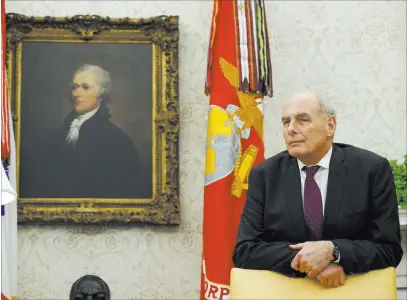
xmin=219 ymin=58 xmax=263 ymax=140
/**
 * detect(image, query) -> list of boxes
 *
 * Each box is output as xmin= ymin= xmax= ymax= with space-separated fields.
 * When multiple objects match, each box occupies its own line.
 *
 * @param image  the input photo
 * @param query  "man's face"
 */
xmin=72 ymin=71 xmax=102 ymax=114
xmin=281 ymin=94 xmax=335 ymax=160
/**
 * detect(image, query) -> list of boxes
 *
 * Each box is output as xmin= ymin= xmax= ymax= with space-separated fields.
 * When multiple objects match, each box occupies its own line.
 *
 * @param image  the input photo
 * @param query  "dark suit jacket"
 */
xmin=24 ymin=106 xmax=151 ymax=199
xmin=232 ymin=143 xmax=403 ymax=277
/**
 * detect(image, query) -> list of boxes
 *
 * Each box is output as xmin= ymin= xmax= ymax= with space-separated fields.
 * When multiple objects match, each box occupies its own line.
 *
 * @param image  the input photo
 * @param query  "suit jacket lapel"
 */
xmin=284 ymin=159 xmax=308 ymax=241
xmin=323 ymin=144 xmax=347 ymax=234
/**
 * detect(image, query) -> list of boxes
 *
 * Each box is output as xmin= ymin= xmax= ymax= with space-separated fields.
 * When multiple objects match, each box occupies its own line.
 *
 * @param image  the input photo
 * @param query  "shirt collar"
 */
xmin=297 ymin=145 xmax=333 ymax=171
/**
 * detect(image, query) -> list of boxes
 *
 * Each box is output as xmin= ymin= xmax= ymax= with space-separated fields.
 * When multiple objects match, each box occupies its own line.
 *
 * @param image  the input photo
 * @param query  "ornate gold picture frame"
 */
xmin=6 ymin=14 xmax=180 ymax=225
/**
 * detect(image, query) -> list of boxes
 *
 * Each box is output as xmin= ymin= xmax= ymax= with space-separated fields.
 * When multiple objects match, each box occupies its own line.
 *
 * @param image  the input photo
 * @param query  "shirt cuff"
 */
xmin=334 ymin=252 xmax=340 ymax=263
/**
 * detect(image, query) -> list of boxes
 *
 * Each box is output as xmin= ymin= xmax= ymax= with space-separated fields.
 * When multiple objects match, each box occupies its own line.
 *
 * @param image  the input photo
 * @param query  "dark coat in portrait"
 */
xmin=34 ymin=106 xmax=150 ymax=199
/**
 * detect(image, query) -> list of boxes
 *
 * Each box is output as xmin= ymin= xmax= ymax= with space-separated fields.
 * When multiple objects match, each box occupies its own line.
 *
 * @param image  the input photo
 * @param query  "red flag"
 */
xmin=200 ymin=0 xmax=272 ymax=299
xmin=1 ymin=0 xmax=10 ymax=161
xmin=1 ymin=293 xmax=9 ymax=300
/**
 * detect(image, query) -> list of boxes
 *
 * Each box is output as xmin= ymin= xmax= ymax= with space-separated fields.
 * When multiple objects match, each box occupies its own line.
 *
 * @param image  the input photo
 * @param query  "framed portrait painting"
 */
xmin=5 ymin=14 xmax=180 ymax=225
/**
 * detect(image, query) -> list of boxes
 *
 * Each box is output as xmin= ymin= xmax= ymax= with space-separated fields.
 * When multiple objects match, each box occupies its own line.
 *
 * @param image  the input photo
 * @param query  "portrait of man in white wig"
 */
xmin=38 ymin=64 xmax=148 ymax=199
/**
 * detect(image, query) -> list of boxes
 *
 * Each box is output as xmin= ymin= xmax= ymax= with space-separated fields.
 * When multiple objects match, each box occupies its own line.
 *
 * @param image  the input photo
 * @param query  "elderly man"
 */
xmin=33 ymin=64 xmax=149 ymax=199
xmin=232 ymin=91 xmax=403 ymax=288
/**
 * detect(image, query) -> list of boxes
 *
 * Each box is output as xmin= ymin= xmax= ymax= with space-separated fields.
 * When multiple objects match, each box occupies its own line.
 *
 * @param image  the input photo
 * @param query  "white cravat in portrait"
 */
xmin=65 ymin=106 xmax=99 ymax=146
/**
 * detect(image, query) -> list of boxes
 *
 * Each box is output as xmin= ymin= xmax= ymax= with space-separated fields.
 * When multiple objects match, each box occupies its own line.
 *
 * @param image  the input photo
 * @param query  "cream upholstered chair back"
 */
xmin=230 ymin=267 xmax=397 ymax=299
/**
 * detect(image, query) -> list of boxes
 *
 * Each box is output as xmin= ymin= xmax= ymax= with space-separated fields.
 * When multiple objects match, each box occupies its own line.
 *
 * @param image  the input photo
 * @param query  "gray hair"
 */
xmin=74 ymin=64 xmax=111 ymax=100
xmin=313 ymin=92 xmax=337 ymax=138
xmin=287 ymin=90 xmax=336 ymax=118
xmin=316 ymin=95 xmax=336 ymax=118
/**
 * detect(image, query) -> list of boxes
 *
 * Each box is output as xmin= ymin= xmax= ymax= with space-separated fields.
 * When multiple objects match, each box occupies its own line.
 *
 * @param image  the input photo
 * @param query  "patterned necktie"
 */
xmin=303 ymin=165 xmax=323 ymax=241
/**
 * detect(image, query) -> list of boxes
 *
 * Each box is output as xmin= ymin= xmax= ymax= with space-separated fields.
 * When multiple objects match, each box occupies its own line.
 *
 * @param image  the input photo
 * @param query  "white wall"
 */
xmin=6 ymin=1 xmax=406 ymax=299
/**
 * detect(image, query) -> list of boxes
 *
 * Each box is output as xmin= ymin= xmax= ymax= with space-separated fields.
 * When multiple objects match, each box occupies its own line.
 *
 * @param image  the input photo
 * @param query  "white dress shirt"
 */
xmin=297 ymin=146 xmax=333 ymax=216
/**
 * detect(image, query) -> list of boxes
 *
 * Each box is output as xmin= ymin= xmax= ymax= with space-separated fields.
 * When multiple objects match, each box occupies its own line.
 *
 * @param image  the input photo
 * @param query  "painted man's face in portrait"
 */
xmin=72 ymin=71 xmax=102 ymax=114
